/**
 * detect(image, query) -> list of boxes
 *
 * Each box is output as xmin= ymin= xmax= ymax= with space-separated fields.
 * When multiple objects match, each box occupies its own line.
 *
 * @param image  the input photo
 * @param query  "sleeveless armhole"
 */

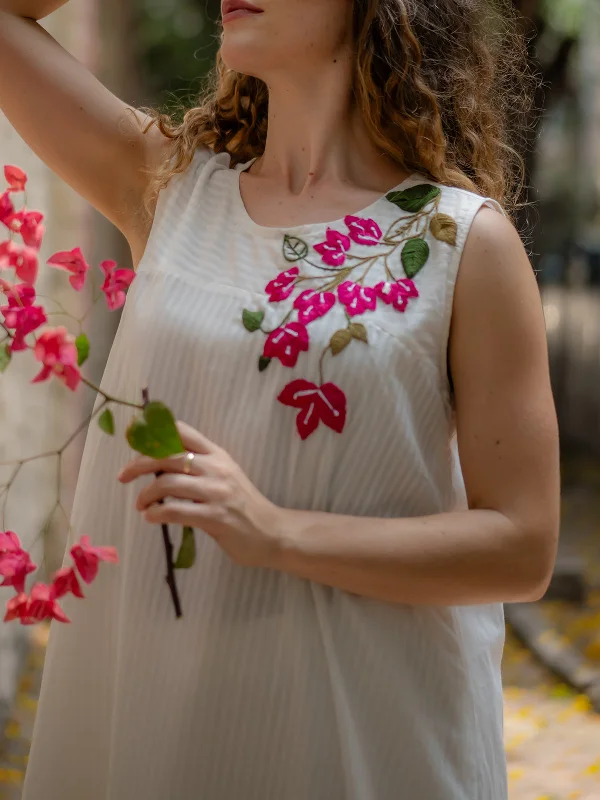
xmin=440 ymin=195 xmax=505 ymax=406
xmin=135 ymin=147 xmax=214 ymax=273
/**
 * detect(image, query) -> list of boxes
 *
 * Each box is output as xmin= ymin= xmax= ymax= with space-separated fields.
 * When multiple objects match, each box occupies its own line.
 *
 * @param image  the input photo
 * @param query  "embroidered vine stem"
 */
xmin=141 ymin=387 xmax=182 ymax=620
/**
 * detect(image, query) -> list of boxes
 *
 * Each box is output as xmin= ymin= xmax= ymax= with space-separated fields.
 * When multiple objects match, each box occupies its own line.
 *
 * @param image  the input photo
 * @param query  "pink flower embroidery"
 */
xmin=314 ymin=229 xmax=351 ymax=267
xmin=3 ymin=593 xmax=34 ymax=625
xmin=293 ymin=289 xmax=336 ymax=324
xmin=0 ymin=548 xmax=36 ymax=593
xmin=0 ymin=240 xmax=39 ymax=284
xmin=374 ymin=279 xmax=419 ymax=312
xmin=27 ymin=583 xmax=70 ymax=624
xmin=70 ymin=535 xmax=118 ymax=584
xmin=51 ymin=566 xmax=85 ymax=599
xmin=344 ymin=215 xmax=382 ymax=246
xmin=278 ymin=379 xmax=347 ymax=439
xmin=1 ymin=283 xmax=47 ymax=351
xmin=337 ymin=280 xmax=377 ymax=316
xmin=32 ymin=327 xmax=81 ymax=391
xmin=263 ymin=321 xmax=309 ymax=368
xmin=4 ymin=165 xmax=27 ymax=193
xmin=265 ymin=267 xmax=299 ymax=302
xmin=0 ymin=191 xmax=14 ymax=225
xmin=48 ymin=247 xmax=91 ymax=292
xmin=100 ymin=260 xmax=136 ymax=311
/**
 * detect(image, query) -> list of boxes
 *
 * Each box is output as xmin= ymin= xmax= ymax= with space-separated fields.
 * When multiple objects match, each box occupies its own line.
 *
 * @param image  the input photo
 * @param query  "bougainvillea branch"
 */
xmin=0 ymin=164 xmax=190 ymax=624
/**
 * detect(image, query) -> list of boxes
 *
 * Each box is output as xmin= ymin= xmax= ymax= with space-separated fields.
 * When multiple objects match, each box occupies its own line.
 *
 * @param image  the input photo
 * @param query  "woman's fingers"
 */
xmin=135 ymin=474 xmax=211 ymax=510
xmin=118 ymin=452 xmax=206 ymax=483
xmin=144 ymin=500 xmax=211 ymax=527
xmin=176 ymin=422 xmax=218 ymax=456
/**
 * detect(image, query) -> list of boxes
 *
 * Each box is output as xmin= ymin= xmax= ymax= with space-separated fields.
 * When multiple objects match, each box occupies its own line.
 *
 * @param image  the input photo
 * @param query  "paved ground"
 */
xmin=2 ymin=453 xmax=600 ymax=800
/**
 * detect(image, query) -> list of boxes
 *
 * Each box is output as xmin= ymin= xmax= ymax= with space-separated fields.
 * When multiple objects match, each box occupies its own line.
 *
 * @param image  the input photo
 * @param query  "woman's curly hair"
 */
xmin=144 ymin=0 xmax=535 ymax=217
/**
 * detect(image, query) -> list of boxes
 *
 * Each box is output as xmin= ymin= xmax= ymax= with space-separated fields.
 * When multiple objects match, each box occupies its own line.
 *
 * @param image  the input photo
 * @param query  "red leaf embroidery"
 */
xmin=263 ymin=322 xmax=309 ymax=368
xmin=278 ymin=379 xmax=347 ymax=439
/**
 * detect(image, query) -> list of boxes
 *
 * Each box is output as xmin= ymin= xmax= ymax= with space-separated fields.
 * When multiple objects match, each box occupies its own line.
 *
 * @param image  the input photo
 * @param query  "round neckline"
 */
xmin=232 ymin=159 xmax=422 ymax=239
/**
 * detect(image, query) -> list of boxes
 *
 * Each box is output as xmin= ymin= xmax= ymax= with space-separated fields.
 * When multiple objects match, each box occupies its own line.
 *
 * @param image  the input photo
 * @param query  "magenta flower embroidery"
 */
xmin=344 ymin=215 xmax=382 ymax=246
xmin=266 ymin=267 xmax=299 ymax=302
xmin=293 ymin=289 xmax=336 ymax=324
xmin=374 ymin=279 xmax=419 ymax=312
xmin=278 ymin=379 xmax=347 ymax=439
xmin=263 ymin=321 xmax=309 ymax=368
xmin=314 ymin=228 xmax=351 ymax=267
xmin=337 ymin=281 xmax=377 ymax=316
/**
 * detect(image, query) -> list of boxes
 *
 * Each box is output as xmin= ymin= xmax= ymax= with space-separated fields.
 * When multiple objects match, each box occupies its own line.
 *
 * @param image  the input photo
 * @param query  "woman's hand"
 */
xmin=118 ymin=422 xmax=282 ymax=569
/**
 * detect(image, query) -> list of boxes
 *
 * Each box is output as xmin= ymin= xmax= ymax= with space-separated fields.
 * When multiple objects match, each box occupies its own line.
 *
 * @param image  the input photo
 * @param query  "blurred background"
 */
xmin=2 ymin=1 xmax=600 ymax=798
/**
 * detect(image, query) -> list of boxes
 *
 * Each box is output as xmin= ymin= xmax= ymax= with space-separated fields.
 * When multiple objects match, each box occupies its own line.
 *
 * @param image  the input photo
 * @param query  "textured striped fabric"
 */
xmin=23 ymin=150 xmax=507 ymax=800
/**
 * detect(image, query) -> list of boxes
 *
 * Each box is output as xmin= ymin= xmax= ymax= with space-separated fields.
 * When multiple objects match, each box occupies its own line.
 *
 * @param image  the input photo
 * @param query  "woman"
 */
xmin=1 ymin=1 xmax=559 ymax=798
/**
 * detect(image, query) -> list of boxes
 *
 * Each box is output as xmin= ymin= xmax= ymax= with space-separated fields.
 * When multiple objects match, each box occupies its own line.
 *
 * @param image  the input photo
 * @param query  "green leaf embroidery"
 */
xmin=283 ymin=235 xmax=309 ymax=263
xmin=430 ymin=213 xmax=458 ymax=246
xmin=330 ymin=329 xmax=353 ymax=356
xmin=0 ymin=343 xmax=11 ymax=373
xmin=98 ymin=408 xmax=115 ymax=436
xmin=174 ymin=526 xmax=196 ymax=570
xmin=126 ymin=401 xmax=184 ymax=459
xmin=242 ymin=309 xmax=265 ymax=333
xmin=349 ymin=323 xmax=368 ymax=344
xmin=258 ymin=356 xmax=271 ymax=372
xmin=402 ymin=238 xmax=430 ymax=279
xmin=386 ymin=184 xmax=441 ymax=213
xmin=75 ymin=333 xmax=90 ymax=367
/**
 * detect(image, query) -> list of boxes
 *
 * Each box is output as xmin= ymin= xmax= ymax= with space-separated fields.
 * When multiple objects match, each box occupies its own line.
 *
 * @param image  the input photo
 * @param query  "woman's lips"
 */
xmin=222 ymin=2 xmax=263 ymax=24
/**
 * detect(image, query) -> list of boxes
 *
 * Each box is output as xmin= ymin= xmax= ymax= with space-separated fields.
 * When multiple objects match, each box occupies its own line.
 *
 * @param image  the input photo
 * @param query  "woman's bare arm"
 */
xmin=0 ymin=2 xmax=169 ymax=253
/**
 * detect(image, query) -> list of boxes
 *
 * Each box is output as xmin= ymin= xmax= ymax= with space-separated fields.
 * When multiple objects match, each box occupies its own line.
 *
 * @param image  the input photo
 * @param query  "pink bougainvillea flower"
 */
xmin=16 ymin=210 xmax=45 ymax=250
xmin=265 ymin=267 xmax=299 ymax=302
xmin=344 ymin=215 xmax=382 ymax=246
xmin=337 ymin=280 xmax=377 ymax=316
xmin=51 ymin=566 xmax=85 ymax=600
xmin=70 ymin=535 xmax=118 ymax=585
xmin=3 ymin=593 xmax=33 ymax=625
xmin=27 ymin=583 xmax=70 ymax=624
xmin=263 ymin=321 xmax=309 ymax=367
xmin=0 ymin=240 xmax=39 ymax=284
xmin=32 ymin=326 xmax=81 ymax=391
xmin=4 ymin=165 xmax=27 ymax=193
xmin=1 ymin=283 xmax=47 ymax=351
xmin=314 ymin=228 xmax=352 ymax=267
xmin=47 ymin=247 xmax=91 ymax=292
xmin=278 ymin=379 xmax=347 ymax=439
xmin=100 ymin=260 xmax=136 ymax=311
xmin=0 ymin=548 xmax=36 ymax=593
xmin=293 ymin=289 xmax=336 ymax=325
xmin=0 ymin=530 xmax=22 ymax=553
xmin=374 ymin=278 xmax=419 ymax=313
xmin=0 ymin=191 xmax=15 ymax=226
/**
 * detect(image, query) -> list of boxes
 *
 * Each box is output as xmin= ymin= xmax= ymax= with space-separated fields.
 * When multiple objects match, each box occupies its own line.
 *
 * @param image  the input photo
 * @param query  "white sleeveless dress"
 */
xmin=23 ymin=150 xmax=507 ymax=800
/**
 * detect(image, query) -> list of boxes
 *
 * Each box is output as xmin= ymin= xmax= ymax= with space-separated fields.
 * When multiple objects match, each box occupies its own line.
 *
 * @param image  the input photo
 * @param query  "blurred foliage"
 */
xmin=541 ymin=0 xmax=585 ymax=37
xmin=136 ymin=0 xmax=221 ymax=112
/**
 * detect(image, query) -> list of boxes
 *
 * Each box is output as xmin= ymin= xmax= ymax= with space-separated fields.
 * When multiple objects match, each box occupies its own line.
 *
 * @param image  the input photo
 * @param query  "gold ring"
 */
xmin=182 ymin=451 xmax=195 ymax=475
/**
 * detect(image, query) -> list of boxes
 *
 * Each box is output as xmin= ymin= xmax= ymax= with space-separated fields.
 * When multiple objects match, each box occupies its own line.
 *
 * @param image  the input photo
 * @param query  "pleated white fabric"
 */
xmin=23 ymin=150 xmax=507 ymax=800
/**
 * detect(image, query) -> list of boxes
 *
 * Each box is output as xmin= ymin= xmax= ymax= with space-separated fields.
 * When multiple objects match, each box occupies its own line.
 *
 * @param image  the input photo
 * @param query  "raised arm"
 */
xmin=0 ymin=1 xmax=169 ymax=260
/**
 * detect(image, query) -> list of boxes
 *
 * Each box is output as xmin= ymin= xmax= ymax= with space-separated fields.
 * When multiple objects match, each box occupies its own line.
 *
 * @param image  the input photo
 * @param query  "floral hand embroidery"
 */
xmin=242 ymin=185 xmax=457 ymax=439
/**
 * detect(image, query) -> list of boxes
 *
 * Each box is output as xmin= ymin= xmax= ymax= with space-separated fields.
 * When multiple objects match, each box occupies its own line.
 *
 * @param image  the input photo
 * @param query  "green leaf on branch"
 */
xmin=386 ymin=184 xmax=441 ymax=213
xmin=174 ymin=526 xmax=196 ymax=569
xmin=401 ymin=238 xmax=430 ymax=278
xmin=0 ymin=344 xmax=11 ymax=373
xmin=283 ymin=235 xmax=309 ymax=262
xmin=258 ymin=356 xmax=271 ymax=372
xmin=98 ymin=408 xmax=115 ymax=436
xmin=242 ymin=309 xmax=264 ymax=333
xmin=126 ymin=401 xmax=184 ymax=459
xmin=75 ymin=333 xmax=90 ymax=367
